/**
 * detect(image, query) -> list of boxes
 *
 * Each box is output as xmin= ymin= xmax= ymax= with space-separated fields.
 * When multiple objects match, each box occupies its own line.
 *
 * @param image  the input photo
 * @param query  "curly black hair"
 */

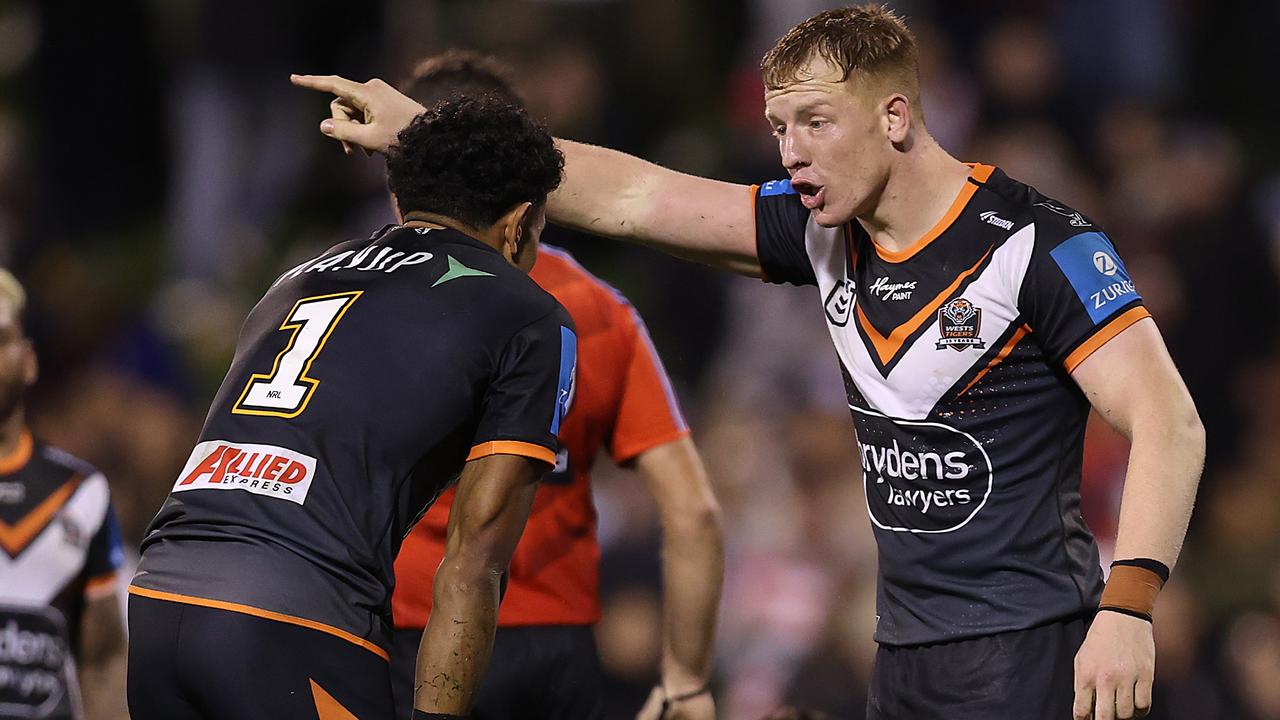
xmin=385 ymin=95 xmax=563 ymax=230
xmin=401 ymin=49 xmax=524 ymax=109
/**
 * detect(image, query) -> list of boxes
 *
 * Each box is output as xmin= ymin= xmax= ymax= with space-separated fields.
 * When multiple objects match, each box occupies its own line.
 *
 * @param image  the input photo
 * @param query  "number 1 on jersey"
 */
xmin=233 ymin=291 xmax=362 ymax=418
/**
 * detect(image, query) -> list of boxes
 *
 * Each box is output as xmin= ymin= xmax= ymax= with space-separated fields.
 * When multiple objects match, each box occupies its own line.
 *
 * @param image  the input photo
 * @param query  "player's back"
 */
xmin=133 ymin=224 xmax=572 ymax=653
xmin=392 ymin=245 xmax=689 ymax=629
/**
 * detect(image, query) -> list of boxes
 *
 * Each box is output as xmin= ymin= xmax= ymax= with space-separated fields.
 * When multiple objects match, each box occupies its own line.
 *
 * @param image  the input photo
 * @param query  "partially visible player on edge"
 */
xmin=387 ymin=51 xmax=722 ymax=720
xmin=294 ymin=5 xmax=1206 ymax=720
xmin=128 ymin=97 xmax=574 ymax=720
xmin=0 ymin=269 xmax=128 ymax=720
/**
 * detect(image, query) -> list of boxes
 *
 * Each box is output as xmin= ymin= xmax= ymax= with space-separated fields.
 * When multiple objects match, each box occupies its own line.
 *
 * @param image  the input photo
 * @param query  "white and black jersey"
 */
xmin=755 ymin=164 xmax=1149 ymax=646
xmin=0 ymin=433 xmax=124 ymax=720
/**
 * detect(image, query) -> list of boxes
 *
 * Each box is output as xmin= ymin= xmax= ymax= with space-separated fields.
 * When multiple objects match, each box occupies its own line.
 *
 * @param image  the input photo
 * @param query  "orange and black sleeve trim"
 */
xmin=466 ymin=440 xmax=557 ymax=466
xmin=1063 ymin=306 xmax=1151 ymax=373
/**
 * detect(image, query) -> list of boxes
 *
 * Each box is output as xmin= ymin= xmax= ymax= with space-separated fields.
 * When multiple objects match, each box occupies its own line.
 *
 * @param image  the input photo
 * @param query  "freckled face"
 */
xmin=764 ymin=57 xmax=893 ymax=227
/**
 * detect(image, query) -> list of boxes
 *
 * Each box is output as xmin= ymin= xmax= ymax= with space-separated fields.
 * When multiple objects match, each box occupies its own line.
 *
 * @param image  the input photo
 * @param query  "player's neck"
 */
xmin=858 ymin=139 xmax=972 ymax=256
xmin=0 ymin=409 xmax=25 ymax=459
xmin=402 ymin=212 xmax=505 ymax=255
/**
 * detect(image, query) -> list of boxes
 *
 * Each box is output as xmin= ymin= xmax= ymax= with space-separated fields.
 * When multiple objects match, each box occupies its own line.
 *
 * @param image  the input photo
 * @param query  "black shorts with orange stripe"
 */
xmin=127 ymin=593 xmax=394 ymax=720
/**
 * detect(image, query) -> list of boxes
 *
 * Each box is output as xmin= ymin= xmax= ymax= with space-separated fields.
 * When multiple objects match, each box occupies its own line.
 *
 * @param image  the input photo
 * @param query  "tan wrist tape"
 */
xmin=1098 ymin=564 xmax=1166 ymax=619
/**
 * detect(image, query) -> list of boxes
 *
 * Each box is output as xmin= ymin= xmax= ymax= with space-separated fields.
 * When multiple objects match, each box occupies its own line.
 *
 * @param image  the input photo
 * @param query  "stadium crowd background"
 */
xmin=1 ymin=0 xmax=1278 ymax=718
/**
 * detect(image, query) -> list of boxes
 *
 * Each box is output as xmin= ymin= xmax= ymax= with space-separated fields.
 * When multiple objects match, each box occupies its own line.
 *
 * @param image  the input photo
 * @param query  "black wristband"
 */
xmin=1097 ymin=606 xmax=1153 ymax=623
xmin=413 ymin=712 xmax=467 ymax=720
xmin=1110 ymin=558 xmax=1171 ymax=583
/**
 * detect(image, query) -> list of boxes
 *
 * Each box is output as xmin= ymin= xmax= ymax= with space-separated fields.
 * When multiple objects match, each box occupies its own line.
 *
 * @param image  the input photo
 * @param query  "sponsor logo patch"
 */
xmin=868 ymin=276 xmax=916 ymax=301
xmin=172 ymin=440 xmax=317 ymax=505
xmin=758 ymin=179 xmax=796 ymax=197
xmin=978 ymin=211 xmax=1014 ymax=230
xmin=552 ymin=326 xmax=578 ymax=435
xmin=1049 ymin=231 xmax=1141 ymax=323
xmin=852 ymin=406 xmax=993 ymax=533
xmin=0 ymin=605 xmax=71 ymax=718
xmin=935 ymin=298 xmax=986 ymax=351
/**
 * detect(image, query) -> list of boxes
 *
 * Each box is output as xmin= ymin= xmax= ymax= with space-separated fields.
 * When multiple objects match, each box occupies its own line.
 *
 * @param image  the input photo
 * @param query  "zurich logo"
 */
xmin=1093 ymin=251 xmax=1118 ymax=276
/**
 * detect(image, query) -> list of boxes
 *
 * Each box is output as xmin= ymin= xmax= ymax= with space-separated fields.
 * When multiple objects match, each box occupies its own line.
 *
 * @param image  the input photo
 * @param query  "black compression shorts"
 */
xmin=867 ymin=614 xmax=1090 ymax=719
xmin=390 ymin=625 xmax=604 ymax=720
xmin=127 ymin=593 xmax=394 ymax=720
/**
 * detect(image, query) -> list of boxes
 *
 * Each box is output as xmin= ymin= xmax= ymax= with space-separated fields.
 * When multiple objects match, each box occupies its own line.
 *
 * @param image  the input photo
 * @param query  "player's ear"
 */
xmin=499 ymin=201 xmax=534 ymax=265
xmin=21 ymin=340 xmax=36 ymax=387
xmin=884 ymin=93 xmax=911 ymax=146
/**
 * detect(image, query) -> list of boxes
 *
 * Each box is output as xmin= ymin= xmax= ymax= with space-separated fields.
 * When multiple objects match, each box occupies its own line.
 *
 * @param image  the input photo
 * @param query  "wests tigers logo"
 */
xmin=935 ymin=298 xmax=986 ymax=352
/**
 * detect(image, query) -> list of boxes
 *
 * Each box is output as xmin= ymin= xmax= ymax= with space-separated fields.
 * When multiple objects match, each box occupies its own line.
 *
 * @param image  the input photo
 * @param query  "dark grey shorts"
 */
xmin=867 ymin=614 xmax=1090 ymax=720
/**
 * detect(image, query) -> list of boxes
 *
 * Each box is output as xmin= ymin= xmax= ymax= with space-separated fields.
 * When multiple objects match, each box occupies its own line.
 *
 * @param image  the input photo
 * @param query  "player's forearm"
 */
xmin=413 ymin=560 xmax=502 ymax=715
xmin=1110 ymin=404 xmax=1205 ymax=568
xmin=550 ymin=140 xmax=762 ymax=275
xmin=637 ymin=439 xmax=724 ymax=689
xmin=416 ymin=455 xmax=539 ymax=715
xmin=549 ymin=140 xmax=654 ymax=240
xmin=658 ymin=499 xmax=724 ymax=689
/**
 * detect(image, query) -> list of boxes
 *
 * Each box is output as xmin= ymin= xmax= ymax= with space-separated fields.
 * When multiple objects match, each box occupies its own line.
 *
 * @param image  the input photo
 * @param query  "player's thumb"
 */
xmin=319 ymin=117 xmax=381 ymax=152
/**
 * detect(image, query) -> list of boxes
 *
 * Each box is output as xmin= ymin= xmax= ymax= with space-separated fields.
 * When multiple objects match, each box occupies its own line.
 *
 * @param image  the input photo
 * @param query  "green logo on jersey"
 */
xmin=432 ymin=255 xmax=494 ymax=287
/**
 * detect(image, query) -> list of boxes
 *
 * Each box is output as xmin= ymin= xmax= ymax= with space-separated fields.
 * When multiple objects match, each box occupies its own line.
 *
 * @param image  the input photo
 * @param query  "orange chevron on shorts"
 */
xmin=310 ymin=679 xmax=360 ymax=720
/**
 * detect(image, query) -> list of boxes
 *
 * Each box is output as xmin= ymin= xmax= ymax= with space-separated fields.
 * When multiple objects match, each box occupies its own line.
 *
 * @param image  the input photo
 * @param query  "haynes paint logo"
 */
xmin=172 ymin=440 xmax=317 ymax=505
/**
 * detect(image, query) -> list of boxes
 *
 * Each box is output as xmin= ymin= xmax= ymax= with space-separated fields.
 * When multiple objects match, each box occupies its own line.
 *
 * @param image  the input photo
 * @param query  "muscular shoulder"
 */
xmin=981 ymin=171 xmax=1105 ymax=250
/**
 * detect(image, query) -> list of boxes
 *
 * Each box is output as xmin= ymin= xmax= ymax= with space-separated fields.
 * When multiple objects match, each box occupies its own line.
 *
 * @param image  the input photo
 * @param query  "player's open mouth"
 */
xmin=793 ymin=181 xmax=825 ymax=210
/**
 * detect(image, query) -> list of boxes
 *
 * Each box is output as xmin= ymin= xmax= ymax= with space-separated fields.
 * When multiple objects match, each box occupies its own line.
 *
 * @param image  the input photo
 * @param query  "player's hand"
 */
xmin=290 ymin=74 xmax=425 ymax=155
xmin=637 ymin=684 xmax=715 ymax=720
xmin=1073 ymin=611 xmax=1155 ymax=720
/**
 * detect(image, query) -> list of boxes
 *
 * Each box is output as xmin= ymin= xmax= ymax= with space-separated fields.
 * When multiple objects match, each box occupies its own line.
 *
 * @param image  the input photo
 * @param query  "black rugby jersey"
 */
xmin=1 ymin=432 xmax=124 ymax=720
xmin=132 ymin=225 xmax=577 ymax=656
xmin=755 ymin=164 xmax=1149 ymax=646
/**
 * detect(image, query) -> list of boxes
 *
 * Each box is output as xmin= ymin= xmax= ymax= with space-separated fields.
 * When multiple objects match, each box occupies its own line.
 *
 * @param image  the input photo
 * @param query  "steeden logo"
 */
xmin=172 ymin=440 xmax=317 ymax=505
xmin=978 ymin=211 xmax=1014 ymax=231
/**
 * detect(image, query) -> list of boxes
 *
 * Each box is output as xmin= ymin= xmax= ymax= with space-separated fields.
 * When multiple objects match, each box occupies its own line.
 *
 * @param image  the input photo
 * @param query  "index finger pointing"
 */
xmin=290 ymin=74 xmax=368 ymax=107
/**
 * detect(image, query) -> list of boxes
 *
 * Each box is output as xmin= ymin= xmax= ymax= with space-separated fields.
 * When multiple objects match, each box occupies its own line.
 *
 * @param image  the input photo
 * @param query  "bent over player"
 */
xmin=128 ymin=97 xmax=574 ymax=719
xmin=0 ymin=270 xmax=128 ymax=720
xmin=295 ymin=5 xmax=1205 ymax=720
xmin=387 ymin=52 xmax=722 ymax=720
